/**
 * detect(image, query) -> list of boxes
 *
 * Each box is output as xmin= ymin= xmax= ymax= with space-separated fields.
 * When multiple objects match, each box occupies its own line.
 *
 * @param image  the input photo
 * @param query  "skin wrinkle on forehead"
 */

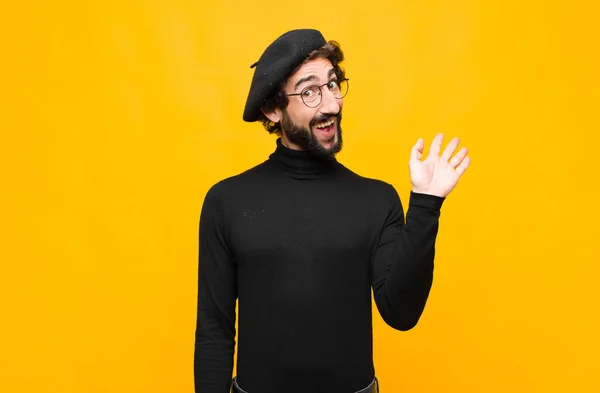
xmin=293 ymin=68 xmax=336 ymax=92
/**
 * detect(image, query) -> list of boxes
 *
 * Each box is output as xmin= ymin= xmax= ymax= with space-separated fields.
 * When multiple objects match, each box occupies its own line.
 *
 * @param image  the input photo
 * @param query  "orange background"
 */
xmin=2 ymin=0 xmax=599 ymax=392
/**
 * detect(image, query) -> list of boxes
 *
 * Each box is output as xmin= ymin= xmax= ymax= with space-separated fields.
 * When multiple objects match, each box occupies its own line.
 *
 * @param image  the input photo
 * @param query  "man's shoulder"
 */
xmin=337 ymin=162 xmax=396 ymax=194
xmin=204 ymin=161 xmax=270 ymax=199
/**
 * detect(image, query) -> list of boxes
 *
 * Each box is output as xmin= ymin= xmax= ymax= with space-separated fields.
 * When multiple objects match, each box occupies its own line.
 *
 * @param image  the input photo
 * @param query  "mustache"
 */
xmin=309 ymin=112 xmax=342 ymax=127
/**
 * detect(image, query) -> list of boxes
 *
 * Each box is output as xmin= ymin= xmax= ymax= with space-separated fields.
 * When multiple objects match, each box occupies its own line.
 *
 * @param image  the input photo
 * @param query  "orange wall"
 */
xmin=2 ymin=1 xmax=599 ymax=392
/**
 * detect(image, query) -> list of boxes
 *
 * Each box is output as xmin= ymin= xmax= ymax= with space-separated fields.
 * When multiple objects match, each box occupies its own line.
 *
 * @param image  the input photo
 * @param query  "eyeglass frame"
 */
xmin=285 ymin=78 xmax=350 ymax=108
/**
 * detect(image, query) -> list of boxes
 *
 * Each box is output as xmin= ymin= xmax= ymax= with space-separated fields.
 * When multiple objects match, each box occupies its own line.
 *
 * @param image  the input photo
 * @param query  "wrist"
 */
xmin=412 ymin=188 xmax=444 ymax=197
xmin=409 ymin=190 xmax=446 ymax=210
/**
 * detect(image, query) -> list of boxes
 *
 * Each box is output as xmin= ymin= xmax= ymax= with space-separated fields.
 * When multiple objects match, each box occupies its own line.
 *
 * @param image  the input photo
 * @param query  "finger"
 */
xmin=410 ymin=138 xmax=424 ymax=162
xmin=428 ymin=133 xmax=444 ymax=157
xmin=441 ymin=137 xmax=460 ymax=162
xmin=455 ymin=155 xmax=471 ymax=177
xmin=449 ymin=147 xmax=468 ymax=168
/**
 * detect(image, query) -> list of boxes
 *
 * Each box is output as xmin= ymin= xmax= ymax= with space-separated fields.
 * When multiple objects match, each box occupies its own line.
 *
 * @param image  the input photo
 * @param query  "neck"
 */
xmin=280 ymin=134 xmax=305 ymax=151
xmin=268 ymin=138 xmax=339 ymax=180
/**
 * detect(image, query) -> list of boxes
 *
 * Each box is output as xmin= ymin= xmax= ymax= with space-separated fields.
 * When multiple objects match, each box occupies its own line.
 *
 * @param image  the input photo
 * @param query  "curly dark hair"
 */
xmin=257 ymin=41 xmax=346 ymax=135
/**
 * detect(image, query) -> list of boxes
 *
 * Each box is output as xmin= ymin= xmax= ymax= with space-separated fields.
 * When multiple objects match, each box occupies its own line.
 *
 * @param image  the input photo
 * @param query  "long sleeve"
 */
xmin=194 ymin=183 xmax=237 ymax=393
xmin=372 ymin=186 xmax=445 ymax=331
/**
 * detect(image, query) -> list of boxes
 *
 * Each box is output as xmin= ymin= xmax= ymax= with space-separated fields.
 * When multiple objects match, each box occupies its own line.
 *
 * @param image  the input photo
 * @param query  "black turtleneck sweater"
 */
xmin=194 ymin=139 xmax=445 ymax=393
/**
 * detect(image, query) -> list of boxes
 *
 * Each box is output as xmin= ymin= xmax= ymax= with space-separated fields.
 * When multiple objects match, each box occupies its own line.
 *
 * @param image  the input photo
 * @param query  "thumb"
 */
xmin=410 ymin=138 xmax=424 ymax=162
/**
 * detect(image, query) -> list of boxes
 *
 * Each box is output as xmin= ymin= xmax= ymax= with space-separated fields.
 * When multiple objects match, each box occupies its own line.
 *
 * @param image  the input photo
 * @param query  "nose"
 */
xmin=319 ymin=87 xmax=341 ymax=114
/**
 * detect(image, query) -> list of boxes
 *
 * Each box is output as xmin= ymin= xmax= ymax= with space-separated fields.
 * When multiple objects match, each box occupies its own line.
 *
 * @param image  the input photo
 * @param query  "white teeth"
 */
xmin=316 ymin=119 xmax=335 ymax=129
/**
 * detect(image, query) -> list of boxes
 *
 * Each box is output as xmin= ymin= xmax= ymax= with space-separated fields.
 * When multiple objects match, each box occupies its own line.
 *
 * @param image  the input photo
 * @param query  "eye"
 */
xmin=302 ymin=86 xmax=320 ymax=99
xmin=302 ymin=89 xmax=314 ymax=98
xmin=328 ymin=80 xmax=339 ymax=90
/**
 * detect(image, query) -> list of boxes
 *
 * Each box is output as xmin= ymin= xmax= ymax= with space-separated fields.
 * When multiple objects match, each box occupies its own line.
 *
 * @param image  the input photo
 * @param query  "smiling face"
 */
xmin=262 ymin=57 xmax=344 ymax=160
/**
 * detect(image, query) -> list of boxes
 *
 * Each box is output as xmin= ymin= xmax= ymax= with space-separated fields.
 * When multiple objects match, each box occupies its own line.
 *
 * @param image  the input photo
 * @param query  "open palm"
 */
xmin=409 ymin=133 xmax=471 ymax=198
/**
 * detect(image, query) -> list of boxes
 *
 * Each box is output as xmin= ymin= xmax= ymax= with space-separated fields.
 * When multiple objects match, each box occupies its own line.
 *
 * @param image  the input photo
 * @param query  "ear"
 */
xmin=261 ymin=107 xmax=282 ymax=124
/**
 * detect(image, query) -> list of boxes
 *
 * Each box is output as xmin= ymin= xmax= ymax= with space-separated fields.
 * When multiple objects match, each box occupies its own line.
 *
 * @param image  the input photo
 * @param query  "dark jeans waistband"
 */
xmin=231 ymin=376 xmax=379 ymax=393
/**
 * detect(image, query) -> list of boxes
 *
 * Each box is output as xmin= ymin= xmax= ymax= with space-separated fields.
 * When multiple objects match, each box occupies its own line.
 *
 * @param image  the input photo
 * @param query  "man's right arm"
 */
xmin=194 ymin=183 xmax=237 ymax=393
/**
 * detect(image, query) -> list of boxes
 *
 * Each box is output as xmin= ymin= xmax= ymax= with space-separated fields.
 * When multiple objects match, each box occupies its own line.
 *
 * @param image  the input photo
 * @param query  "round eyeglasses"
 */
xmin=286 ymin=78 xmax=349 ymax=108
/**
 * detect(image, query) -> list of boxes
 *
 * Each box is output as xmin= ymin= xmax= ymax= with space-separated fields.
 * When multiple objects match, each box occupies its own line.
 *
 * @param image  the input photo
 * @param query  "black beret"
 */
xmin=243 ymin=29 xmax=327 ymax=122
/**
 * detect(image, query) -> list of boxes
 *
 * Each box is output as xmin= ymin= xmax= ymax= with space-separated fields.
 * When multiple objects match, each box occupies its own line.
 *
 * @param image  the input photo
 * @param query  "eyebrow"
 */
xmin=293 ymin=68 xmax=337 ymax=91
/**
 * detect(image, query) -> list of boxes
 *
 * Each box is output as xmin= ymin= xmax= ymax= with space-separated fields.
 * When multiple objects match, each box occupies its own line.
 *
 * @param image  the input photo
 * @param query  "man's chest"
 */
xmin=225 ymin=191 xmax=381 ymax=264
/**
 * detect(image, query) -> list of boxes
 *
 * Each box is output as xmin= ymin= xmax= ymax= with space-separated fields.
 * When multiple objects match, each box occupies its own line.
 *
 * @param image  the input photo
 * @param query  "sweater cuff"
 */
xmin=409 ymin=191 xmax=445 ymax=210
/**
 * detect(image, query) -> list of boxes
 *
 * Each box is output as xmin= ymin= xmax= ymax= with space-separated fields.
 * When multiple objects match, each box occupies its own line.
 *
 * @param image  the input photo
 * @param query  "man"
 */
xmin=194 ymin=29 xmax=470 ymax=393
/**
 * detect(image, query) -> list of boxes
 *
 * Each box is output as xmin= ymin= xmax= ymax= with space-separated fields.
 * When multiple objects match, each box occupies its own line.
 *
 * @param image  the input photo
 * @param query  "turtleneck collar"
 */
xmin=267 ymin=138 xmax=339 ymax=180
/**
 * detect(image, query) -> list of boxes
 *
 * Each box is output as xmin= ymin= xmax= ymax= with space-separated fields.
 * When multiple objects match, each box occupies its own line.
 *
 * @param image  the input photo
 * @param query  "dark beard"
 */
xmin=280 ymin=110 xmax=343 ymax=161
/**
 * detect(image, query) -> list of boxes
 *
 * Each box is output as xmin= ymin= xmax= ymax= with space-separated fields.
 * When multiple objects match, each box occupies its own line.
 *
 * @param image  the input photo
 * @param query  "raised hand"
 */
xmin=409 ymin=133 xmax=471 ymax=198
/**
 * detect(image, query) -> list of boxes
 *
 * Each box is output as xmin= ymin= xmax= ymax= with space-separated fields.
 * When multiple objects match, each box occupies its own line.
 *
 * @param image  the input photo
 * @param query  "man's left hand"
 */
xmin=409 ymin=133 xmax=471 ymax=198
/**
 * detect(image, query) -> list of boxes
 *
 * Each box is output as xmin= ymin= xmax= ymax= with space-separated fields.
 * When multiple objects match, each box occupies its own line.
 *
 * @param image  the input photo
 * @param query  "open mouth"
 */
xmin=313 ymin=117 xmax=336 ymax=135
